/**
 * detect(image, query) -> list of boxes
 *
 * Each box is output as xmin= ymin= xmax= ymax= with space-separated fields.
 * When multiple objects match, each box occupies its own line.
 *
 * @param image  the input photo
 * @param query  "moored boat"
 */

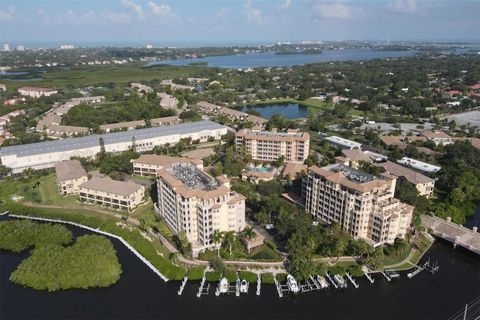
xmin=287 ymin=275 xmax=300 ymax=294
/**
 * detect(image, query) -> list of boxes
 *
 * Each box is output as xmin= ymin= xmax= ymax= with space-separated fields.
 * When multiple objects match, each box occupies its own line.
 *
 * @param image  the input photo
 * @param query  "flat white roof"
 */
xmin=0 ymin=120 xmax=226 ymax=158
xmin=397 ymin=157 xmax=441 ymax=173
xmin=325 ymin=136 xmax=362 ymax=149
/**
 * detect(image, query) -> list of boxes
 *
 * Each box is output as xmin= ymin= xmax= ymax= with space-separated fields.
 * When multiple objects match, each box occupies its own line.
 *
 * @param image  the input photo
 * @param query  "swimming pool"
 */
xmin=247 ymin=167 xmax=274 ymax=173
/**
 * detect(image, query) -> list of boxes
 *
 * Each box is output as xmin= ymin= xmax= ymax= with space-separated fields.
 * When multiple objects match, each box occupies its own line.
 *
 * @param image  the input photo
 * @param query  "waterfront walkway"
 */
xmin=421 ymin=215 xmax=480 ymax=255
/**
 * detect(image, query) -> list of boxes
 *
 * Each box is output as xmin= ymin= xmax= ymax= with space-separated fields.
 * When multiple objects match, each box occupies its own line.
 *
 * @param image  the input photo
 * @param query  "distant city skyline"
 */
xmin=0 ymin=0 xmax=479 ymax=45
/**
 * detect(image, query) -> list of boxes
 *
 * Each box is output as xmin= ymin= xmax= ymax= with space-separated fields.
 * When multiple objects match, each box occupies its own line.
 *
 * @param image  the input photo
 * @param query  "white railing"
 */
xmin=8 ymin=213 xmax=169 ymax=282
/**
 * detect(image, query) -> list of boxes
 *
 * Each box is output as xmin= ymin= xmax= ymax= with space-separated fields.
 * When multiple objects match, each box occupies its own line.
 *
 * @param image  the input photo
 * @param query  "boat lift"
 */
xmin=177 ymin=276 xmax=188 ymax=295
xmin=407 ymin=259 xmax=439 ymax=279
xmin=325 ymin=272 xmax=338 ymax=289
xmin=256 ymin=274 xmax=261 ymax=296
xmin=364 ymin=273 xmax=375 ymax=284
xmin=196 ymin=271 xmax=210 ymax=298
xmin=345 ymin=273 xmax=359 ymax=288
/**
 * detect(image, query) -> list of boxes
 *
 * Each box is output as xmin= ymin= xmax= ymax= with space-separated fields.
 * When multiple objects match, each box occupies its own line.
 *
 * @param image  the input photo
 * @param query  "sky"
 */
xmin=0 ymin=0 xmax=479 ymax=45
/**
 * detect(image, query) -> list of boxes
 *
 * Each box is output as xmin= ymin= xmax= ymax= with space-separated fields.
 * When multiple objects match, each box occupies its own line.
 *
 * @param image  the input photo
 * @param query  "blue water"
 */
xmin=243 ymin=103 xmax=309 ymax=119
xmin=146 ymin=49 xmax=416 ymax=69
xmin=0 ymin=71 xmax=29 ymax=76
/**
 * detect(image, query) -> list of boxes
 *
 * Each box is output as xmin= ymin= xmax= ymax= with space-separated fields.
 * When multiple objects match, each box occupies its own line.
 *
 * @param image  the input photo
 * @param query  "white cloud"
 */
xmin=244 ymin=0 xmax=263 ymax=25
xmin=313 ymin=2 xmax=353 ymax=19
xmin=147 ymin=1 xmax=172 ymax=16
xmin=388 ymin=0 xmax=417 ymax=14
xmin=101 ymin=12 xmax=131 ymax=24
xmin=279 ymin=0 xmax=292 ymax=11
xmin=121 ymin=0 xmax=143 ymax=19
xmin=0 ymin=5 xmax=15 ymax=21
xmin=216 ymin=8 xmax=231 ymax=19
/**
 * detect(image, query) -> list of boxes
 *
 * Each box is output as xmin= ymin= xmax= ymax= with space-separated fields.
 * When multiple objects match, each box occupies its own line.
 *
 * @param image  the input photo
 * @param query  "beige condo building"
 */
xmin=157 ymin=161 xmax=246 ymax=256
xmin=302 ymin=163 xmax=413 ymax=246
xmin=54 ymin=159 xmax=88 ymax=195
xmin=235 ymin=128 xmax=310 ymax=163
xmin=79 ymin=176 xmax=145 ymax=212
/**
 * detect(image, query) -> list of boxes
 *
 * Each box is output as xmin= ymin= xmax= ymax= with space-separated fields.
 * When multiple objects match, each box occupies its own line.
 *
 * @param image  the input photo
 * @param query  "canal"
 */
xmin=1 ymin=217 xmax=479 ymax=319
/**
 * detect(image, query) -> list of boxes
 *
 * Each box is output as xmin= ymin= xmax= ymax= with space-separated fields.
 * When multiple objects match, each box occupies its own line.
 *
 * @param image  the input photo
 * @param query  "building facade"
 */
xmin=236 ymin=128 xmax=310 ymax=163
xmin=18 ymin=87 xmax=58 ymax=98
xmin=0 ymin=120 xmax=229 ymax=174
xmin=157 ymin=162 xmax=245 ymax=255
xmin=79 ymin=176 xmax=145 ymax=212
xmin=54 ymin=160 xmax=88 ymax=195
xmin=302 ymin=163 xmax=413 ymax=246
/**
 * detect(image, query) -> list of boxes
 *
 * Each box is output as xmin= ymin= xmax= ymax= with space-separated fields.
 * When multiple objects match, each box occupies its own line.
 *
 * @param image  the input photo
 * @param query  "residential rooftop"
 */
xmin=55 ymin=159 xmax=87 ymax=182
xmin=80 ymin=176 xmax=142 ymax=196
xmin=166 ymin=162 xmax=218 ymax=191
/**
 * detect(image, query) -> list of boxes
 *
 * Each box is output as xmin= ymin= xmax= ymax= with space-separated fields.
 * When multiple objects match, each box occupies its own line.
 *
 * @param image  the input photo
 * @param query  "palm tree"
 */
xmin=240 ymin=227 xmax=256 ymax=253
xmin=211 ymin=230 xmax=224 ymax=257
xmin=223 ymin=231 xmax=236 ymax=256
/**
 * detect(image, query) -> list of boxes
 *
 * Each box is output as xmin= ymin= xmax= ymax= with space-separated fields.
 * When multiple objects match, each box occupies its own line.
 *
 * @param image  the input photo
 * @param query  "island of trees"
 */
xmin=0 ymin=220 xmax=122 ymax=292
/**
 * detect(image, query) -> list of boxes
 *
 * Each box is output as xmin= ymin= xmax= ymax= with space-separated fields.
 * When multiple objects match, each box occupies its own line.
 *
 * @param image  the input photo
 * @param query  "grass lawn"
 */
xmin=224 ymin=269 xmax=237 ymax=282
xmin=0 ymin=175 xmax=78 ymax=206
xmin=261 ymin=273 xmax=275 ymax=284
xmin=187 ymin=267 xmax=205 ymax=280
xmin=249 ymin=245 xmax=281 ymax=261
xmin=275 ymin=273 xmax=288 ymax=282
xmin=205 ymin=271 xmax=221 ymax=282
xmin=383 ymin=246 xmax=412 ymax=266
xmin=239 ymin=271 xmax=258 ymax=283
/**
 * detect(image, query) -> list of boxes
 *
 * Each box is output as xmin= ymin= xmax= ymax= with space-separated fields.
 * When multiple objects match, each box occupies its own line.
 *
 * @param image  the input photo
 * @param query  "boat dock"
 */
xmin=346 ymin=273 xmax=359 ymax=288
xmin=364 ymin=273 xmax=375 ymax=284
xmin=380 ymin=271 xmax=391 ymax=282
xmin=407 ymin=259 xmax=439 ymax=279
xmin=196 ymin=271 xmax=210 ymax=298
xmin=299 ymin=276 xmax=322 ymax=293
xmin=325 ymin=273 xmax=338 ymax=289
xmin=256 ymin=274 xmax=261 ymax=296
xmin=177 ymin=276 xmax=188 ymax=295
xmin=274 ymin=275 xmax=289 ymax=297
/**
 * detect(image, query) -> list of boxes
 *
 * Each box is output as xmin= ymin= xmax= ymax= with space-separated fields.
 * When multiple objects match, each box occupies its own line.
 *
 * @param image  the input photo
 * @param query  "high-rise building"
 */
xmin=3 ymin=44 xmax=10 ymax=52
xmin=235 ymin=128 xmax=310 ymax=163
xmin=16 ymin=45 xmax=25 ymax=51
xmin=157 ymin=161 xmax=246 ymax=256
xmin=302 ymin=163 xmax=413 ymax=246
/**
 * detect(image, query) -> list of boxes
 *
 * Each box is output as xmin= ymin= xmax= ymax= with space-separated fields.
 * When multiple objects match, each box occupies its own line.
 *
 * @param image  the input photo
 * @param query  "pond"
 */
xmin=242 ymin=103 xmax=309 ymax=119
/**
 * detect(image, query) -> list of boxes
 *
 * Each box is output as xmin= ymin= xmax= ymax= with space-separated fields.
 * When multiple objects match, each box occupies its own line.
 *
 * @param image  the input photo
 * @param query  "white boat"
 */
xmin=386 ymin=270 xmax=400 ymax=279
xmin=218 ymin=278 xmax=229 ymax=294
xmin=240 ymin=279 xmax=248 ymax=293
xmin=333 ymin=274 xmax=347 ymax=288
xmin=286 ymin=275 xmax=300 ymax=294
xmin=316 ymin=275 xmax=329 ymax=289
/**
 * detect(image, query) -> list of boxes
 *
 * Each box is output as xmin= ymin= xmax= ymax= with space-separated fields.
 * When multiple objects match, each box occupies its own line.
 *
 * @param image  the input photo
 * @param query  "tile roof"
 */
xmin=55 ymin=160 xmax=87 ymax=182
xmin=80 ymin=176 xmax=143 ymax=196
xmin=376 ymin=161 xmax=434 ymax=185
